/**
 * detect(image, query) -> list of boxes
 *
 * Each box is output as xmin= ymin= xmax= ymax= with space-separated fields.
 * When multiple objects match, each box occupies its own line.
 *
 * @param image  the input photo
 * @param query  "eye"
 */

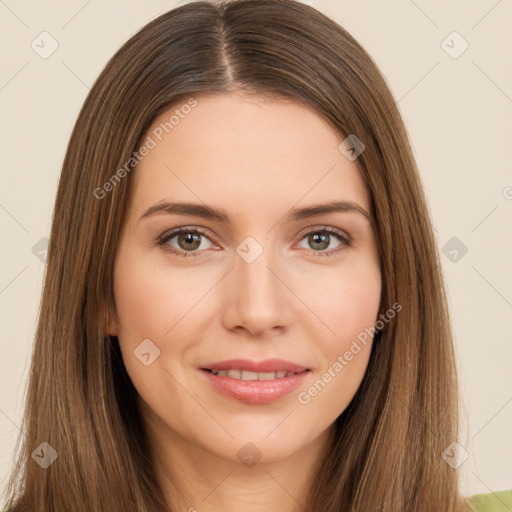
xmin=156 ymin=225 xmax=351 ymax=258
xmin=296 ymin=227 xmax=351 ymax=257
xmin=157 ymin=227 xmax=216 ymax=257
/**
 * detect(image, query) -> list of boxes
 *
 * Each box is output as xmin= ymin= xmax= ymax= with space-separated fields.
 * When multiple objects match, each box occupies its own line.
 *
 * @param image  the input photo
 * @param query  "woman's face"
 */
xmin=110 ymin=92 xmax=381 ymax=465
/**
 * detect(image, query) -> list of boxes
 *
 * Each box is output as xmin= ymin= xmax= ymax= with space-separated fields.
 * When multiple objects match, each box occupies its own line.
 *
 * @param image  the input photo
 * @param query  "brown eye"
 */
xmin=177 ymin=232 xmax=202 ymax=251
xmin=296 ymin=227 xmax=351 ymax=257
xmin=307 ymin=232 xmax=330 ymax=251
xmin=158 ymin=227 xmax=215 ymax=257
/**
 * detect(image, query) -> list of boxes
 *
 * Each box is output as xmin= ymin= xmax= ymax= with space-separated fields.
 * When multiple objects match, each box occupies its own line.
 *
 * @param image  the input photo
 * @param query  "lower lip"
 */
xmin=201 ymin=369 xmax=310 ymax=404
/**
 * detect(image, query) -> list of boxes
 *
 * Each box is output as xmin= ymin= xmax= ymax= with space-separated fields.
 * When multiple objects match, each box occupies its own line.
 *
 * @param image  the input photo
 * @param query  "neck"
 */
xmin=145 ymin=414 xmax=335 ymax=512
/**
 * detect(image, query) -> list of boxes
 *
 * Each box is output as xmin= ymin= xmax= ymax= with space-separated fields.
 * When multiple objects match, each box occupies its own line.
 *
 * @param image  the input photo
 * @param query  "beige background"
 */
xmin=1 ymin=0 xmax=511 ymax=499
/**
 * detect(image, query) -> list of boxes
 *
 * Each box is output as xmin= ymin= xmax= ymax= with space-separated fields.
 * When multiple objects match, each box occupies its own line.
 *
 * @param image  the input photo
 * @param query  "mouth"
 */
xmin=199 ymin=359 xmax=311 ymax=404
xmin=203 ymin=369 xmax=304 ymax=380
xmin=201 ymin=358 xmax=309 ymax=374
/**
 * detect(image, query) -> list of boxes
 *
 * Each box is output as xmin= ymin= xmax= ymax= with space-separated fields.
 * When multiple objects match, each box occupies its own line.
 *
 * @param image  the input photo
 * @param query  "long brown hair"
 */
xmin=3 ymin=1 xmax=471 ymax=510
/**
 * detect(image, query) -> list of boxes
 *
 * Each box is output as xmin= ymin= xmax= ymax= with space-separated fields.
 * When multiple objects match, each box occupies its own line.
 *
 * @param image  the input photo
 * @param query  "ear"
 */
xmin=106 ymin=312 xmax=119 ymax=337
xmin=101 ymin=301 xmax=119 ymax=337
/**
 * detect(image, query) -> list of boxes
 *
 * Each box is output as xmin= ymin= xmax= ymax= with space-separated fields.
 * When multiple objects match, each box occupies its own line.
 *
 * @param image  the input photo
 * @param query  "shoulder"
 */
xmin=468 ymin=489 xmax=512 ymax=511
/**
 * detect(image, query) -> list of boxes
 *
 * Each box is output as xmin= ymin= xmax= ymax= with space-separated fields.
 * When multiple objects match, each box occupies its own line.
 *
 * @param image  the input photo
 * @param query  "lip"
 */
xmin=201 ymin=369 xmax=310 ymax=404
xmin=202 ymin=358 xmax=309 ymax=373
xmin=199 ymin=359 xmax=310 ymax=405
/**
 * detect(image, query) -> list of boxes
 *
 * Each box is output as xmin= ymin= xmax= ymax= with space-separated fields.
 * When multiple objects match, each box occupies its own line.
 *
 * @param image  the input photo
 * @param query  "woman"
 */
xmin=2 ymin=0 xmax=502 ymax=510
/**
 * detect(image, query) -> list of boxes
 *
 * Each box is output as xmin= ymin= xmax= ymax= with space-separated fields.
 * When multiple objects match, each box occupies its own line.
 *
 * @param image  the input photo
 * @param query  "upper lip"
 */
xmin=201 ymin=358 xmax=309 ymax=373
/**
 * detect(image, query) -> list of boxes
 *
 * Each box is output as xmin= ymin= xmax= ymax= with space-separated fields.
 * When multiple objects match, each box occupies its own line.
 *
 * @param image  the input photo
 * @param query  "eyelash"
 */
xmin=156 ymin=226 xmax=352 ymax=258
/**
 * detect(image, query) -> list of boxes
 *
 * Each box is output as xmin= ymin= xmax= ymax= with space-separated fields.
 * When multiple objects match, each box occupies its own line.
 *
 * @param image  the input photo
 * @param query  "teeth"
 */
xmin=241 ymin=370 xmax=258 ymax=380
xmin=209 ymin=369 xmax=298 ymax=380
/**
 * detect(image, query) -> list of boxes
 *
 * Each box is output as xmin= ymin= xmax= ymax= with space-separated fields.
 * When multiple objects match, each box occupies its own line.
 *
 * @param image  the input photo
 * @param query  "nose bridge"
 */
xmin=225 ymin=237 xmax=289 ymax=333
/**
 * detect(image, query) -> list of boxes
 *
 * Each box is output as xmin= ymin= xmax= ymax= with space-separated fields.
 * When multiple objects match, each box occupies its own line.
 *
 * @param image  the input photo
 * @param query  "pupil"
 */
xmin=179 ymin=232 xmax=200 ymax=250
xmin=311 ymin=233 xmax=329 ymax=250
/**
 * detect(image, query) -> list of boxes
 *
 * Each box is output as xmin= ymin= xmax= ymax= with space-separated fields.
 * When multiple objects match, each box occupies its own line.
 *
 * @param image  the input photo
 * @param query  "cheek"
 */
xmin=295 ymin=255 xmax=381 ymax=345
xmin=111 ymin=252 xmax=210 ymax=402
xmin=113 ymin=250 xmax=211 ymax=342
xmin=292 ymin=257 xmax=381 ymax=412
xmin=335 ymin=275 xmax=381 ymax=341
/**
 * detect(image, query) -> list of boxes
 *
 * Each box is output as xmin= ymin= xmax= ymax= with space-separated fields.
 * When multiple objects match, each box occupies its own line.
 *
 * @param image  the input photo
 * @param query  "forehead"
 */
xmin=127 ymin=93 xmax=370 ymax=223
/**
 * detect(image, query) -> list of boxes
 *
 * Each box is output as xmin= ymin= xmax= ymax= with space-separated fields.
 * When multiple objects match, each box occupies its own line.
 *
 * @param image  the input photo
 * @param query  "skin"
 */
xmin=109 ymin=92 xmax=382 ymax=511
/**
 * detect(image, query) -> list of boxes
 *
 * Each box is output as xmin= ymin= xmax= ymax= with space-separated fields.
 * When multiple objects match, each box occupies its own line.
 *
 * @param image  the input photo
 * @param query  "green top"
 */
xmin=469 ymin=490 xmax=512 ymax=511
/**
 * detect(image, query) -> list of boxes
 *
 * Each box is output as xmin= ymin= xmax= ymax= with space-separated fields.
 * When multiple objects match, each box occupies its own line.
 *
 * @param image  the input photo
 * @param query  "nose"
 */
xmin=221 ymin=244 xmax=292 ymax=338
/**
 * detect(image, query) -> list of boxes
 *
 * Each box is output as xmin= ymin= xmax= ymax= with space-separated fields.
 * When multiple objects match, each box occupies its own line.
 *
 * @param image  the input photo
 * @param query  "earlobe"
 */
xmin=106 ymin=312 xmax=119 ymax=336
xmin=102 ymin=304 xmax=119 ymax=337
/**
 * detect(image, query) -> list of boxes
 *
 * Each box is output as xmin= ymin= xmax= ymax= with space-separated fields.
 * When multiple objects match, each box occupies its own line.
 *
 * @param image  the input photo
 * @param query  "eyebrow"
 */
xmin=139 ymin=200 xmax=372 ymax=224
